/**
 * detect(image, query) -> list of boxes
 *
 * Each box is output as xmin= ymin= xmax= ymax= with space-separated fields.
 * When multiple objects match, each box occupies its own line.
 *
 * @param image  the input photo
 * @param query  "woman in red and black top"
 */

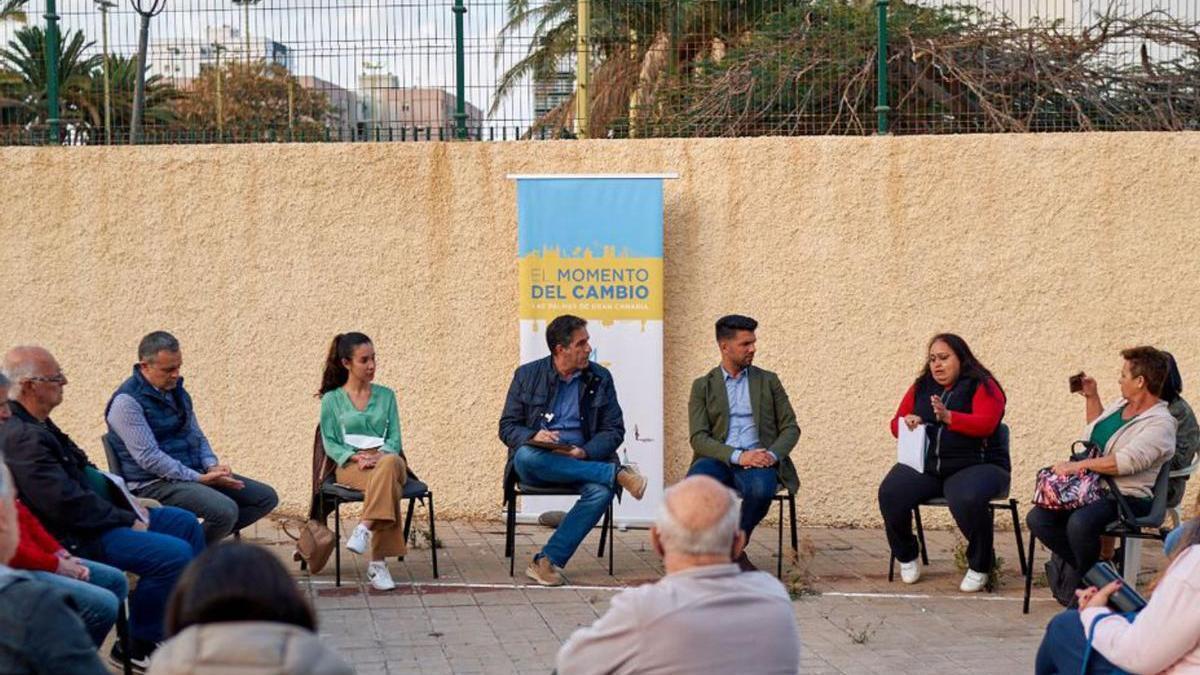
xmin=877 ymin=333 xmax=1009 ymax=593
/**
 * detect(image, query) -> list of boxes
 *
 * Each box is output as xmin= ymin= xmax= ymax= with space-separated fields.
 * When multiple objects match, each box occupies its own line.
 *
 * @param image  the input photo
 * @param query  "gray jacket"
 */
xmin=0 ymin=565 xmax=109 ymax=675
xmin=556 ymin=563 xmax=801 ymax=675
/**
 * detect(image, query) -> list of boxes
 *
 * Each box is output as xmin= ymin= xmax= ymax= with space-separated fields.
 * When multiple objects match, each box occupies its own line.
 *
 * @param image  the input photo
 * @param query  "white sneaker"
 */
xmin=346 ymin=524 xmax=371 ymax=555
xmin=367 ymin=561 xmax=396 ymax=591
xmin=899 ymin=559 xmax=921 ymax=584
xmin=960 ymin=569 xmax=988 ymax=593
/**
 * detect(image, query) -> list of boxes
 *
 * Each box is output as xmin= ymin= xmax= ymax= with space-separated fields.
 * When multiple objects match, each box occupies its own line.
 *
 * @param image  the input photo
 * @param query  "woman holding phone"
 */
xmin=318 ymin=332 xmax=409 ymax=591
xmin=1026 ymin=346 xmax=1176 ymax=598
xmin=877 ymin=333 xmax=1009 ymax=592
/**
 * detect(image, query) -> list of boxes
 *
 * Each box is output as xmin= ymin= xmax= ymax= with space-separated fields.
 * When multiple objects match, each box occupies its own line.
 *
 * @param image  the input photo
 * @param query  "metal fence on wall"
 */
xmin=1 ymin=0 xmax=1197 ymax=145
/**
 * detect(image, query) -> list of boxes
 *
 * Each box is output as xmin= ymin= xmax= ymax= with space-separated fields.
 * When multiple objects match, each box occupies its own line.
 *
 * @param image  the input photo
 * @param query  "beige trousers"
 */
xmin=335 ymin=453 xmax=408 ymax=558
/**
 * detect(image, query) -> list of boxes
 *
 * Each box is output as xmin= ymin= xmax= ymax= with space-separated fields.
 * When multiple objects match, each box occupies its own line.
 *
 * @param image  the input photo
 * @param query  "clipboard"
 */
xmin=526 ymin=439 xmax=576 ymax=455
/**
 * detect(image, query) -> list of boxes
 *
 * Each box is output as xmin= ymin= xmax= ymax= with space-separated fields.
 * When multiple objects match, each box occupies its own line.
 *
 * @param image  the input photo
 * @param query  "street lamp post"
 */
xmin=213 ymin=43 xmax=226 ymax=137
xmin=231 ymin=0 xmax=262 ymax=61
xmin=94 ymin=0 xmax=116 ymax=145
xmin=129 ymin=0 xmax=167 ymax=144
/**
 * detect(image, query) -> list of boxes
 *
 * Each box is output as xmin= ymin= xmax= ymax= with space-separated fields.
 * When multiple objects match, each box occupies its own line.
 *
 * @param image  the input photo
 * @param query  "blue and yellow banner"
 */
xmin=513 ymin=175 xmax=669 ymax=524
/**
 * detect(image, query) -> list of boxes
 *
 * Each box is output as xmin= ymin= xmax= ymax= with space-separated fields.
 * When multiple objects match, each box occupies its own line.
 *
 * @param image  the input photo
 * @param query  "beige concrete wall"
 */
xmin=2 ymin=133 xmax=1199 ymax=528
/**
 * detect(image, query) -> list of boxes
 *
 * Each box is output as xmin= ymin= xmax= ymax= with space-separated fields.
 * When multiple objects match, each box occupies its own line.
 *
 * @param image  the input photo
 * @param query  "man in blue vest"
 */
xmin=105 ymin=332 xmax=279 ymax=544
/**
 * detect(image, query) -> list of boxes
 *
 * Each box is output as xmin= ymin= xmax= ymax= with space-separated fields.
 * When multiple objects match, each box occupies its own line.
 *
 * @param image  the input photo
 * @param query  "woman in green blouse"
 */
xmin=318 ymin=332 xmax=409 ymax=591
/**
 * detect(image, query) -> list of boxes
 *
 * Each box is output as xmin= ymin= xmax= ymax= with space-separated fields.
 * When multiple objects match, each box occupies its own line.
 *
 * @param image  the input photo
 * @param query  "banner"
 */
xmin=511 ymin=174 xmax=672 ymax=526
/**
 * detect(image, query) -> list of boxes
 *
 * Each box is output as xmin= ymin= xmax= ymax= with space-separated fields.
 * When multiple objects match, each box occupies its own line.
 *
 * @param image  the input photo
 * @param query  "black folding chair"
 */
xmin=504 ymin=482 xmax=615 ymax=576
xmin=773 ymin=487 xmax=799 ymax=578
xmin=319 ymin=476 xmax=439 ymax=586
xmin=887 ymin=494 xmax=1028 ymax=589
xmin=1023 ymin=462 xmax=1172 ymax=614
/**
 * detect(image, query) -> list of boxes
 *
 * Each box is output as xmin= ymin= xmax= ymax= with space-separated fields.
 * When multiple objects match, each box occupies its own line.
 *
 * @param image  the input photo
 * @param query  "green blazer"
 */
xmin=688 ymin=365 xmax=801 ymax=494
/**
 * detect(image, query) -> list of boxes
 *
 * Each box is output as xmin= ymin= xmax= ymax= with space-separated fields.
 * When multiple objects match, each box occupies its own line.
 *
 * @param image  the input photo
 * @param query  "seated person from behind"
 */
xmin=105 ymin=331 xmax=279 ymax=544
xmin=686 ymin=314 xmax=800 ymax=572
xmin=149 ymin=542 xmax=352 ymax=675
xmin=1161 ymin=351 xmax=1199 ymax=511
xmin=1035 ymin=516 xmax=1200 ymax=674
xmin=0 ymin=461 xmax=110 ymax=675
xmin=1026 ymin=346 xmax=1177 ymax=600
xmin=1 ymin=346 xmax=205 ymax=669
xmin=556 ymin=475 xmax=801 ymax=675
xmin=877 ymin=333 xmax=1009 ymax=592
xmin=499 ymin=314 xmax=647 ymax=586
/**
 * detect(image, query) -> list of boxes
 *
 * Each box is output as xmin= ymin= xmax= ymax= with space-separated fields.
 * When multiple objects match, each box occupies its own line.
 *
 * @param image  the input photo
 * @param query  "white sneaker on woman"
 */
xmin=960 ymin=569 xmax=988 ymax=592
xmin=346 ymin=524 xmax=371 ymax=555
xmin=367 ymin=561 xmax=396 ymax=591
xmin=899 ymin=559 xmax=921 ymax=584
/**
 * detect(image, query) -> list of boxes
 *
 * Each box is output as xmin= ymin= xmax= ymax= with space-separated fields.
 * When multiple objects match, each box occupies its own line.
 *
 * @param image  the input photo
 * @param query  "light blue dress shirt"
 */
xmin=722 ymin=367 xmax=776 ymax=465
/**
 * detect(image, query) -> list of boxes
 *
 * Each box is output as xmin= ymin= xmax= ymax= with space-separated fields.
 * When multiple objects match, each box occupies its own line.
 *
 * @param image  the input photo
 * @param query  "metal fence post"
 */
xmin=575 ymin=0 xmax=590 ymax=138
xmin=452 ymin=0 xmax=467 ymax=139
xmin=874 ymin=0 xmax=890 ymax=135
xmin=44 ymin=0 xmax=62 ymax=143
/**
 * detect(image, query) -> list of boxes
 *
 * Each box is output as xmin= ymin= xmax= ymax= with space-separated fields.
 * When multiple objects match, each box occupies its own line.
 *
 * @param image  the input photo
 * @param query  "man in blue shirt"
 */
xmin=687 ymin=315 xmax=801 ymax=571
xmin=105 ymin=332 xmax=279 ymax=544
xmin=500 ymin=315 xmax=647 ymax=586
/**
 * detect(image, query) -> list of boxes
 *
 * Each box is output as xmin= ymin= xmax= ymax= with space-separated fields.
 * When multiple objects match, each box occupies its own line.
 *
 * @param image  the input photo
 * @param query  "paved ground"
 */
xmin=263 ymin=511 xmax=1168 ymax=675
xmin=116 ymin=514 xmax=1171 ymax=674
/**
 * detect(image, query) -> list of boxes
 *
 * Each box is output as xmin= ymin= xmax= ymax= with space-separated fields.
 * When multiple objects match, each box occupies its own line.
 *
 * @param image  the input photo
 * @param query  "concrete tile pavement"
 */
xmin=136 ymin=516 xmax=1170 ymax=674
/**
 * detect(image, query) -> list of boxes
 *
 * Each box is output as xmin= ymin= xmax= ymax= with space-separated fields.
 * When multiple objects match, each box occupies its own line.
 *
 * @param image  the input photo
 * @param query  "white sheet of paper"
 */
xmin=101 ymin=470 xmax=151 ymax=524
xmin=897 ymin=419 xmax=927 ymax=473
xmin=344 ymin=434 xmax=386 ymax=450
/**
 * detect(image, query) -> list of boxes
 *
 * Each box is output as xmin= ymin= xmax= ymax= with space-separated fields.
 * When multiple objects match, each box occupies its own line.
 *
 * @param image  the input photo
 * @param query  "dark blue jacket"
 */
xmin=499 ymin=356 xmax=625 ymax=492
xmin=104 ymin=366 xmax=205 ymax=485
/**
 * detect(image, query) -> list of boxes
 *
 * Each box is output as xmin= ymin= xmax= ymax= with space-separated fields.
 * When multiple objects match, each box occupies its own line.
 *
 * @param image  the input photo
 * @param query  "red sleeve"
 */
xmin=946 ymin=379 xmax=1006 ymax=438
xmin=891 ymin=384 xmax=917 ymax=438
xmin=12 ymin=501 xmax=62 ymax=572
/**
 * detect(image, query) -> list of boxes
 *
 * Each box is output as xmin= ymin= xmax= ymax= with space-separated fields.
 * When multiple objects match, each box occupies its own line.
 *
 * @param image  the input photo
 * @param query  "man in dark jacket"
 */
xmin=0 ymin=460 xmax=109 ymax=675
xmin=499 ymin=315 xmax=646 ymax=586
xmin=0 ymin=346 xmax=205 ymax=669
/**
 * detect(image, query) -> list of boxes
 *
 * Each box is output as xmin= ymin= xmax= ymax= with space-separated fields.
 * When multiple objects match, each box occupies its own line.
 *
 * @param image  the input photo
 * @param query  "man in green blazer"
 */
xmin=687 ymin=315 xmax=800 ymax=571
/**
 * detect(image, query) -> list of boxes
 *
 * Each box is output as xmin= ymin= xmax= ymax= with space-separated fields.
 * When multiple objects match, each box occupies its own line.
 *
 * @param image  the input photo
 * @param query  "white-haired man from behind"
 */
xmin=555 ymin=475 xmax=801 ymax=675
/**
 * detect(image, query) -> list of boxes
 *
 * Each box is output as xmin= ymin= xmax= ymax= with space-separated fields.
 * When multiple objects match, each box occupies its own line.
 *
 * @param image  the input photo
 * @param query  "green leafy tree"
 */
xmin=173 ymin=60 xmax=334 ymax=139
xmin=0 ymin=26 xmax=100 ymax=126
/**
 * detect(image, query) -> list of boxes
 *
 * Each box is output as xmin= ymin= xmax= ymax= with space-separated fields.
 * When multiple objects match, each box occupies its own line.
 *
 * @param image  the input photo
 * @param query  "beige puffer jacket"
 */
xmin=147 ymin=622 xmax=354 ymax=675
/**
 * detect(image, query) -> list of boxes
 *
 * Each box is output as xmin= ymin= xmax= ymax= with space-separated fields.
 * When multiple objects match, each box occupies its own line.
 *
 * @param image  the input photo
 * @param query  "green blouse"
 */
xmin=319 ymin=384 xmax=403 ymax=466
xmin=1090 ymin=405 xmax=1133 ymax=451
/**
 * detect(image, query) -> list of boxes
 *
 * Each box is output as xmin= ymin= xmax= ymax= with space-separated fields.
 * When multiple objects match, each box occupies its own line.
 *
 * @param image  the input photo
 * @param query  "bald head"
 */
xmin=655 ymin=476 xmax=741 ymax=557
xmin=2 ymin=346 xmax=66 ymax=418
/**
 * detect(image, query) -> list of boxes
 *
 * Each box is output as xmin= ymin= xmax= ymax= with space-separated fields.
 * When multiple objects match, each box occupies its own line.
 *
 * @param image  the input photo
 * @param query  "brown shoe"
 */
xmin=615 ymin=466 xmax=647 ymax=500
xmin=525 ymin=556 xmax=564 ymax=587
xmin=735 ymin=552 xmax=758 ymax=572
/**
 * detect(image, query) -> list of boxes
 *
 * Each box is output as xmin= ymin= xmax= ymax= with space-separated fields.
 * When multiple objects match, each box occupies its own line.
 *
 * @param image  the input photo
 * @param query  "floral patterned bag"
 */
xmin=1032 ymin=441 xmax=1107 ymax=510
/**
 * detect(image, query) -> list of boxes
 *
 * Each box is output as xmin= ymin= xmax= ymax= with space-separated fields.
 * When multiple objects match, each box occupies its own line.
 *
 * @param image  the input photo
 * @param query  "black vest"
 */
xmin=912 ymin=376 xmax=1009 ymax=477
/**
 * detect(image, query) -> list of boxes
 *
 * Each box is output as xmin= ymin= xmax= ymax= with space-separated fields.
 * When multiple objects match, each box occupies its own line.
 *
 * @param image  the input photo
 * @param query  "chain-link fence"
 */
xmin=1 ymin=0 xmax=1197 ymax=144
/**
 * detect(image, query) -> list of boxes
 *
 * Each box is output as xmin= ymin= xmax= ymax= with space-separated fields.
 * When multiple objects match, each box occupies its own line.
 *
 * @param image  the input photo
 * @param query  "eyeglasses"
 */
xmin=28 ymin=373 xmax=67 ymax=385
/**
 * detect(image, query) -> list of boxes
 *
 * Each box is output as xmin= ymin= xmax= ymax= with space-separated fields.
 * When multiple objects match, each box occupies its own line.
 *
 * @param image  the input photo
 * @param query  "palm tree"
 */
xmin=493 ymin=0 xmax=795 ymax=135
xmin=93 ymin=54 xmax=180 ymax=130
xmin=0 ymin=26 xmax=101 ymax=126
xmin=1 ymin=0 xmax=27 ymax=21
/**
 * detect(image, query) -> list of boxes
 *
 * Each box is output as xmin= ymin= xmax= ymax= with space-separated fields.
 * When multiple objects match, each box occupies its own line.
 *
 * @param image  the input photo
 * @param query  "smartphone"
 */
xmin=1069 ymin=372 xmax=1085 ymax=393
xmin=1083 ymin=561 xmax=1147 ymax=613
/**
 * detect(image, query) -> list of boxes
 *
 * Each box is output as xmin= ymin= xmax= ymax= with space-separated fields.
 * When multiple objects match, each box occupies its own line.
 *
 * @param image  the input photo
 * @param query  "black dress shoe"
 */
xmin=735 ymin=552 xmax=758 ymax=572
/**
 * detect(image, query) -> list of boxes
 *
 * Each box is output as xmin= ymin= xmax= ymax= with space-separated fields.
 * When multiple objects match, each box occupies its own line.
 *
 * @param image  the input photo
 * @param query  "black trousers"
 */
xmin=878 ymin=462 xmax=1011 ymax=572
xmin=1026 ymin=496 xmax=1152 ymax=574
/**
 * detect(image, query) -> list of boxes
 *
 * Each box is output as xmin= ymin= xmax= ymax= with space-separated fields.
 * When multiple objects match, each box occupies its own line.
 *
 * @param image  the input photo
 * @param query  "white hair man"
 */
xmin=555 ymin=475 xmax=801 ymax=674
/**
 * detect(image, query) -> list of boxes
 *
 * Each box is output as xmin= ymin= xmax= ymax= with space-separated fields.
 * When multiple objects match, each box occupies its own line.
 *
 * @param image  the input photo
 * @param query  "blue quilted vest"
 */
xmin=104 ymin=365 xmax=203 ymax=483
